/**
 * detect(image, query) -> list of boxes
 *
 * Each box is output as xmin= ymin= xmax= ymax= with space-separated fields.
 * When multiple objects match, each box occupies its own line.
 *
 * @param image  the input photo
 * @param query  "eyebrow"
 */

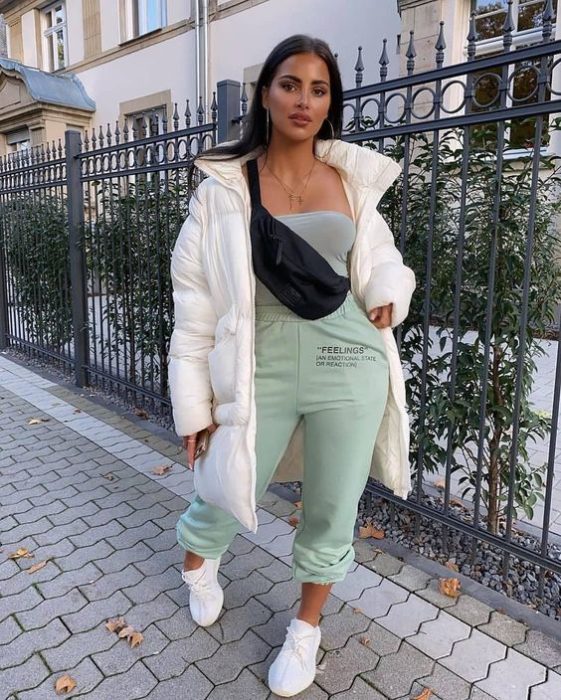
xmin=278 ymin=74 xmax=329 ymax=86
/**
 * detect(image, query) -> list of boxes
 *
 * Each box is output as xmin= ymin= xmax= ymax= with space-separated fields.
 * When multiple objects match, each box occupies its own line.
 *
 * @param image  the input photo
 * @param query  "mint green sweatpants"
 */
xmin=176 ymin=293 xmax=389 ymax=584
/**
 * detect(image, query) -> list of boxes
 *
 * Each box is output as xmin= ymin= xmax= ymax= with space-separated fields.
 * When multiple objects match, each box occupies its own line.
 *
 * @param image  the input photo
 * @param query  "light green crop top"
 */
xmin=254 ymin=210 xmax=356 ymax=306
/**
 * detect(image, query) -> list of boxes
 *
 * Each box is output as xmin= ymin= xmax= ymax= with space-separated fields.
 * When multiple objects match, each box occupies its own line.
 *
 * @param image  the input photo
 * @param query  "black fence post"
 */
xmin=0 ymin=222 xmax=8 ymax=350
xmin=65 ymin=130 xmax=89 ymax=387
xmin=217 ymin=79 xmax=241 ymax=143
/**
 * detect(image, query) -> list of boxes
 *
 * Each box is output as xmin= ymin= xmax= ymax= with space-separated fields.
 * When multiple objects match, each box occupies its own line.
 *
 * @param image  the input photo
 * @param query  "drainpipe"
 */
xmin=201 ymin=0 xmax=209 ymax=120
xmin=194 ymin=0 xmax=200 ymax=118
xmin=193 ymin=0 xmax=209 ymax=121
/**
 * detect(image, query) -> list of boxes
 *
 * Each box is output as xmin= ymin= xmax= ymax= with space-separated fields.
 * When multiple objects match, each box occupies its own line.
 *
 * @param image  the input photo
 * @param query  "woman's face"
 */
xmin=262 ymin=52 xmax=332 ymax=142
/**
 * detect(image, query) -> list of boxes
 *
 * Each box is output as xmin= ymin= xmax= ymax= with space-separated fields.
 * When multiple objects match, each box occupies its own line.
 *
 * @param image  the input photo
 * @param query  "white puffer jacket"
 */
xmin=169 ymin=138 xmax=416 ymax=533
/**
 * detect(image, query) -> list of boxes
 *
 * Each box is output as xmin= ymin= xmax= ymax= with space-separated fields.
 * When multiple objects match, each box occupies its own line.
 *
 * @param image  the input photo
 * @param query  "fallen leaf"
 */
xmin=412 ymin=688 xmax=432 ymax=700
xmin=439 ymin=577 xmax=461 ymax=598
xmin=54 ymin=674 xmax=77 ymax=695
xmin=288 ymin=516 xmax=300 ymax=527
xmin=105 ymin=616 xmax=127 ymax=633
xmin=73 ymin=408 xmax=82 ymax=414
xmin=7 ymin=547 xmax=34 ymax=560
xmin=359 ymin=636 xmax=370 ymax=646
xmin=152 ymin=464 xmax=173 ymax=476
xmin=28 ymin=417 xmax=49 ymax=425
xmin=26 ymin=560 xmax=49 ymax=574
xmin=352 ymin=607 xmax=363 ymax=614
xmin=358 ymin=523 xmax=385 ymax=540
xmin=102 ymin=473 xmax=116 ymax=481
xmin=118 ymin=625 xmax=137 ymax=639
xmin=133 ymin=407 xmax=149 ymax=419
xmin=294 ymin=501 xmax=303 ymax=509
xmin=128 ymin=630 xmax=144 ymax=648
xmin=444 ymin=561 xmax=459 ymax=572
xmin=433 ymin=478 xmax=445 ymax=490
xmin=450 ymin=498 xmax=464 ymax=507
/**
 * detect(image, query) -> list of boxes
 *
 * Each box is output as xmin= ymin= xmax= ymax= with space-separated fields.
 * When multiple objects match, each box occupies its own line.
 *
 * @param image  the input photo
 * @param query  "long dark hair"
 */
xmin=187 ymin=34 xmax=344 ymax=192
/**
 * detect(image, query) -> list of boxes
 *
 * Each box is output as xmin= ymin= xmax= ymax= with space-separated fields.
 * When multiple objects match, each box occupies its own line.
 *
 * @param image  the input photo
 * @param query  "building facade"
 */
xmin=0 ymin=0 xmax=559 ymax=156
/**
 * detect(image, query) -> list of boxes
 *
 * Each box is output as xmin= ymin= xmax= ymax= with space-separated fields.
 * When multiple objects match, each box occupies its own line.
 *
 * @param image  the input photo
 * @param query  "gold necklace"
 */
xmin=264 ymin=158 xmax=317 ymax=211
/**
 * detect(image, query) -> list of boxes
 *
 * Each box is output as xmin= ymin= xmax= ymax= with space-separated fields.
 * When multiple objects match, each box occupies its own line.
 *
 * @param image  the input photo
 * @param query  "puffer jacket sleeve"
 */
xmin=363 ymin=205 xmax=416 ymax=329
xmin=168 ymin=186 xmax=218 ymax=437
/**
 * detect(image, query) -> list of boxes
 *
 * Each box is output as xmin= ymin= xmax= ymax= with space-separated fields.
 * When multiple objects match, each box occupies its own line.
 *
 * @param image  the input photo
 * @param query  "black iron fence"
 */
xmin=1 ymin=2 xmax=561 ymax=606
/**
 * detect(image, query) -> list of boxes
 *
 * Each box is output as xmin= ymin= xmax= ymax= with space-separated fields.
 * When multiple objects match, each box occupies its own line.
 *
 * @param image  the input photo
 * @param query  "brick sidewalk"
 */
xmin=1 ymin=355 xmax=561 ymax=699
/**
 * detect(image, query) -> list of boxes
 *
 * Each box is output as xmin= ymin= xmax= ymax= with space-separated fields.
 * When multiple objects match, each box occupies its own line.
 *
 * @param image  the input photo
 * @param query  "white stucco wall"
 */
xmin=75 ymin=0 xmax=401 ymax=131
xmin=21 ymin=10 xmax=38 ymax=68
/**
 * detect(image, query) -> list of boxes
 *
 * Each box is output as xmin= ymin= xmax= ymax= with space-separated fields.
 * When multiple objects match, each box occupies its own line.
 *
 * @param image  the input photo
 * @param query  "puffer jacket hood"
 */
xmin=169 ymin=138 xmax=416 ymax=533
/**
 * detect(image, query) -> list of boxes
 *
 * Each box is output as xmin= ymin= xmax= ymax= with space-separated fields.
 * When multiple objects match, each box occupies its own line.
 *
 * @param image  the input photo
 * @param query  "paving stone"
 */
xmin=80 ymin=659 xmax=158 ymax=699
xmin=134 ymin=547 xmax=180 ymax=577
xmin=530 ymin=670 xmax=561 ymax=700
xmin=60 ymin=589 xmax=132 ymax=634
xmin=220 ymin=546 xmax=275 ymax=580
xmin=244 ymin=517 xmax=294 ymax=546
xmin=68 ymin=519 xmax=125 ymax=548
xmin=0 ymin=497 xmax=34 ymax=515
xmin=263 ymin=530 xmax=296 ymax=558
xmin=13 ymin=499 xmax=67 ymax=525
xmin=469 ymin=689 xmax=498 ymax=700
xmin=476 ymin=647 xmax=547 ymax=700
xmin=0 ymin=618 xmax=69 ymax=670
xmin=389 ymin=563 xmax=432 ymax=592
xmin=0 ymin=653 xmax=51 ymax=697
xmin=1 ymin=516 xmax=52 ymax=544
xmin=353 ymin=619 xmax=401 ymax=658
xmin=0 ymin=559 xmax=21 ymax=582
xmin=408 ymin=610 xmax=471 ymax=659
xmin=348 ymin=578 xmax=409 ymax=619
xmin=315 ymin=635 xmax=380 ymax=695
xmin=376 ymin=594 xmax=439 ymax=639
xmin=141 ymin=664 xmax=213 ymax=699
xmin=413 ymin=663 xmax=472 ymax=700
xmin=514 ymin=630 xmax=561 ymax=668
xmin=331 ymin=563 xmax=382 ymax=602
xmin=364 ymin=551 xmax=404 ymax=578
xmin=479 ymin=611 xmax=528 ymax=647
xmin=33 ymin=518 xmax=89 ymax=547
xmin=42 ymin=625 xmax=119 ymax=671
xmin=441 ymin=629 xmax=507 ymax=683
xmin=206 ymin=667 xmax=269 ymax=699
xmin=0 ymin=587 xmax=43 ymax=624
xmin=254 ymin=578 xmax=302 ymax=613
xmin=49 ymin=500 xmax=99 ymax=525
xmin=256 ymin=558 xmax=293 ymax=583
xmin=95 ymin=541 xmax=154 ymax=574
xmin=18 ymin=657 xmax=104 ymax=699
xmin=122 ymin=564 xmax=182 ymax=604
xmin=16 ymin=586 xmax=89 ymax=632
xmin=56 ymin=540 xmax=115 ymax=572
xmin=120 ymin=591 xmax=178 ymax=630
xmin=447 ymin=594 xmax=493 ymax=627
xmin=362 ymin=642 xmax=435 ymax=699
xmin=154 ymin=606 xmax=197 ymax=641
xmin=209 ymin=597 xmax=272 ymax=643
xmin=1 ymin=557 xmax=62 ymax=597
xmin=320 ymin=605 xmax=371 ymax=651
xmin=92 ymin=623 xmax=169 ymax=676
xmin=417 ymin=579 xmax=461 ymax=609
xmin=0 ymin=616 xmax=22 ymax=645
xmin=143 ymin=627 xmax=219 ymax=680
xmin=222 ymin=570 xmax=274 ymax=609
xmin=196 ymin=629 xmax=271 ymax=684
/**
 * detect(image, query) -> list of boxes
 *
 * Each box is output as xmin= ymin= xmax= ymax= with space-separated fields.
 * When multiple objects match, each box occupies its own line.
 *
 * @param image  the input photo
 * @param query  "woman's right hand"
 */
xmin=183 ymin=423 xmax=218 ymax=470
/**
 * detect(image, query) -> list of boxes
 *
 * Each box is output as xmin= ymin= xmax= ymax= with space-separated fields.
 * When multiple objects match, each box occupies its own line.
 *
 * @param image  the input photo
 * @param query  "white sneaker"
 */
xmin=181 ymin=556 xmax=223 ymax=627
xmin=267 ymin=617 xmax=322 ymax=697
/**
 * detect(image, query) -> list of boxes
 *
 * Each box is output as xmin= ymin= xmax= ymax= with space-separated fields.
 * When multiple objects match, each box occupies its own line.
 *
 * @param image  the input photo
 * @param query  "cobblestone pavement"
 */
xmin=1 ymin=354 xmax=561 ymax=700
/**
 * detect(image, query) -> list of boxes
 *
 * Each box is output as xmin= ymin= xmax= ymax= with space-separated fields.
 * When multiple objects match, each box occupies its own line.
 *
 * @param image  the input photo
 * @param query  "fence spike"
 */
xmin=211 ymin=91 xmax=217 ymax=123
xmin=502 ymin=0 xmax=514 ymax=50
xmin=51 ymin=140 xmax=57 ymax=159
xmin=241 ymin=82 xmax=248 ymax=117
xmin=40 ymin=143 xmax=45 ymax=162
xmin=435 ymin=21 xmax=446 ymax=68
xmin=185 ymin=98 xmax=192 ymax=127
xmin=467 ymin=12 xmax=477 ymax=60
xmin=106 ymin=122 xmax=112 ymax=146
xmin=161 ymin=110 xmax=168 ymax=134
xmin=58 ymin=137 xmax=63 ymax=158
xmin=114 ymin=120 xmax=120 ymax=144
xmin=172 ymin=102 xmax=179 ymax=130
xmin=123 ymin=119 xmax=129 ymax=141
xmin=542 ymin=0 xmax=554 ymax=42
xmin=91 ymin=128 xmax=97 ymax=149
xmin=406 ymin=30 xmax=416 ymax=75
xmin=354 ymin=45 xmax=364 ymax=88
xmin=196 ymin=95 xmax=204 ymax=125
xmin=84 ymin=129 xmax=90 ymax=150
xmin=379 ymin=38 xmax=389 ymax=82
xmin=98 ymin=124 xmax=104 ymax=148
xmin=150 ymin=109 xmax=157 ymax=135
xmin=45 ymin=141 xmax=51 ymax=160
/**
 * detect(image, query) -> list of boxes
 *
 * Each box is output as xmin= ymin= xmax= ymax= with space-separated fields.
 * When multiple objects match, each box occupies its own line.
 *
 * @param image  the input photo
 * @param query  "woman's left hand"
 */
xmin=368 ymin=303 xmax=393 ymax=329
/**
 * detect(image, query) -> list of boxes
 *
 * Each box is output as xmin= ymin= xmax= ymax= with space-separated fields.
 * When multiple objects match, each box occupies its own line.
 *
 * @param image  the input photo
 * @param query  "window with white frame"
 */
xmin=469 ymin=1 xmax=557 ymax=151
xmin=6 ymin=128 xmax=31 ymax=154
xmin=42 ymin=1 xmax=67 ymax=72
xmin=472 ymin=1 xmax=558 ymax=43
xmin=132 ymin=0 xmax=167 ymax=38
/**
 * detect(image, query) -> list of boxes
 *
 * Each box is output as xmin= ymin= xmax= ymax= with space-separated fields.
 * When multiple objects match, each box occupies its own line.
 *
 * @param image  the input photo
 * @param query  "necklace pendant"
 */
xmin=289 ymin=194 xmax=304 ymax=211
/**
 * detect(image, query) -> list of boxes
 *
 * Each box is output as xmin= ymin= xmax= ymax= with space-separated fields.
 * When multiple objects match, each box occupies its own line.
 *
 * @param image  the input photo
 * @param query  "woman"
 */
xmin=169 ymin=34 xmax=415 ymax=697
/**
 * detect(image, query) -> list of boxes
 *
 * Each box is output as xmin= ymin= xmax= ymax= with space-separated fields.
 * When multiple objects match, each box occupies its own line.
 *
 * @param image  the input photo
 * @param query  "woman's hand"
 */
xmin=183 ymin=423 xmax=218 ymax=470
xmin=368 ymin=303 xmax=393 ymax=329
